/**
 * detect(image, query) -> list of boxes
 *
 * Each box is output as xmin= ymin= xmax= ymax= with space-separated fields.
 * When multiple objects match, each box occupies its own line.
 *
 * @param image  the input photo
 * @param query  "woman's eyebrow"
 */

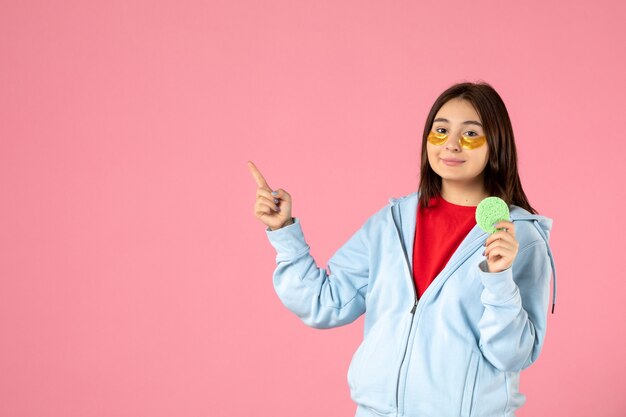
xmin=462 ymin=120 xmax=483 ymax=127
xmin=434 ymin=117 xmax=482 ymax=127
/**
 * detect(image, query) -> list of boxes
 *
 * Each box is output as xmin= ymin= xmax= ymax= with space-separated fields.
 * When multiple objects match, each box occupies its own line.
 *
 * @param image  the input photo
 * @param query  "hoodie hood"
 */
xmin=389 ymin=192 xmax=557 ymax=314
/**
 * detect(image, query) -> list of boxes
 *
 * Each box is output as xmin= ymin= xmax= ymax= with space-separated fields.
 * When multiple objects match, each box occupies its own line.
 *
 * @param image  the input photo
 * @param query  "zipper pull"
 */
xmin=410 ymin=300 xmax=417 ymax=314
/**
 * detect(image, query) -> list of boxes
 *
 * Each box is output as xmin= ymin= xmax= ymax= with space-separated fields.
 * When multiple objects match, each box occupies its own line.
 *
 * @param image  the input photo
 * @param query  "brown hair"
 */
xmin=417 ymin=81 xmax=537 ymax=214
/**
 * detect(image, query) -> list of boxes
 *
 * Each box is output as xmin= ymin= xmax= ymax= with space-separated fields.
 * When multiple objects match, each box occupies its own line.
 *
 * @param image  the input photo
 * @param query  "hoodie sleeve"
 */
xmin=475 ymin=238 xmax=552 ymax=372
xmin=265 ymin=217 xmax=371 ymax=329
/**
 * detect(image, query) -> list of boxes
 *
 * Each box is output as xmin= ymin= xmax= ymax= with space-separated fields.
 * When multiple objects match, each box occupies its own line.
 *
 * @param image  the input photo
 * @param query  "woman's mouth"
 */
xmin=441 ymin=158 xmax=465 ymax=166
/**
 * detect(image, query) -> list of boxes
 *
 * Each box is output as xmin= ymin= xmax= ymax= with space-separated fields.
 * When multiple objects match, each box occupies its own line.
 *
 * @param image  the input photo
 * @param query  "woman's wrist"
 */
xmin=270 ymin=218 xmax=295 ymax=231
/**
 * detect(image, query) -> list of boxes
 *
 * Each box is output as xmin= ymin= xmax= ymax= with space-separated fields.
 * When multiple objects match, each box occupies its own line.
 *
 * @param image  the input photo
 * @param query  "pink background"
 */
xmin=1 ymin=1 xmax=625 ymax=416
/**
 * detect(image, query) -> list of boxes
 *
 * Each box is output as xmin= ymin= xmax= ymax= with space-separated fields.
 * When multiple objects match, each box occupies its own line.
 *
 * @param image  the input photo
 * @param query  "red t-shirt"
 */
xmin=412 ymin=195 xmax=477 ymax=298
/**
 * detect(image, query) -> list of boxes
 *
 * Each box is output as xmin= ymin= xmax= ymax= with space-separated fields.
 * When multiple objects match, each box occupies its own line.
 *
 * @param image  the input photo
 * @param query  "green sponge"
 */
xmin=476 ymin=197 xmax=510 ymax=234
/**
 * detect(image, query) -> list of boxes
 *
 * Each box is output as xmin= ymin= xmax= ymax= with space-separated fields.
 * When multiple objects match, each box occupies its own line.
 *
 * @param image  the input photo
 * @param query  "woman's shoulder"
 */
xmin=363 ymin=191 xmax=419 ymax=219
xmin=357 ymin=191 xmax=418 ymax=233
xmin=509 ymin=205 xmax=553 ymax=248
xmin=388 ymin=190 xmax=419 ymax=205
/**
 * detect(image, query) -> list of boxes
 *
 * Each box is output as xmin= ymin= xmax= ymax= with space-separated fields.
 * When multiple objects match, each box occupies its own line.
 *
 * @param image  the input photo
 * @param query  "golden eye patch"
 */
xmin=427 ymin=131 xmax=487 ymax=150
xmin=427 ymin=131 xmax=448 ymax=145
xmin=459 ymin=134 xmax=487 ymax=149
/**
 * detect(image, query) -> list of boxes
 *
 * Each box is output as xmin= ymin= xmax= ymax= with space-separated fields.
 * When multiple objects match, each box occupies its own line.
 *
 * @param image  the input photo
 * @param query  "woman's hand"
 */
xmin=247 ymin=161 xmax=294 ymax=231
xmin=484 ymin=220 xmax=519 ymax=273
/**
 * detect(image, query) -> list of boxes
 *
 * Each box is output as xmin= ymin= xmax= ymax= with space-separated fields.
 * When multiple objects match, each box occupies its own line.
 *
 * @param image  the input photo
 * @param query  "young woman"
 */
xmin=248 ymin=82 xmax=557 ymax=417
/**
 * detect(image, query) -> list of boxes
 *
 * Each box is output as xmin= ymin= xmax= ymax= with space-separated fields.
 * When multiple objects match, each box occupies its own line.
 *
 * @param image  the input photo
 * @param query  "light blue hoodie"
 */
xmin=265 ymin=191 xmax=556 ymax=417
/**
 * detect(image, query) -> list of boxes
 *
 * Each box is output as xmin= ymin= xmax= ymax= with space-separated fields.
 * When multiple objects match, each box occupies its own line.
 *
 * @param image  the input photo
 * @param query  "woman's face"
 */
xmin=426 ymin=98 xmax=489 ymax=186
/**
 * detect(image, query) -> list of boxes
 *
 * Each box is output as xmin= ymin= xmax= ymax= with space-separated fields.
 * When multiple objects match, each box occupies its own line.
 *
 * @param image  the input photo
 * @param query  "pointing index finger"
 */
xmin=247 ymin=161 xmax=271 ymax=190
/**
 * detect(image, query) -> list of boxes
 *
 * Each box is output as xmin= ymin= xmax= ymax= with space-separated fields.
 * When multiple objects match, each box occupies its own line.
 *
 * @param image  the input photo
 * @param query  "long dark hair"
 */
xmin=417 ymin=82 xmax=537 ymax=214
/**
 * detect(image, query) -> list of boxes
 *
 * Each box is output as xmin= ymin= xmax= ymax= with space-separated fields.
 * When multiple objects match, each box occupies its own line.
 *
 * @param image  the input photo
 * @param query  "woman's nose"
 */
xmin=444 ymin=135 xmax=461 ymax=151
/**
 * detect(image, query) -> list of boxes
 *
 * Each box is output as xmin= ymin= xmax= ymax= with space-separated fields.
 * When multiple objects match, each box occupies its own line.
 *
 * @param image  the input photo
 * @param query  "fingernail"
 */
xmin=276 ymin=207 xmax=281 ymax=212
xmin=274 ymin=198 xmax=279 ymax=204
xmin=271 ymin=191 xmax=278 ymax=196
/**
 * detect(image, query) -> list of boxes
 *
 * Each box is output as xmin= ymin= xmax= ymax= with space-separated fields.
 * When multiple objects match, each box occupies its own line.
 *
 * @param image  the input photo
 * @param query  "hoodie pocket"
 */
xmin=347 ymin=325 xmax=388 ymax=391
xmin=347 ymin=319 xmax=409 ymax=414
xmin=461 ymin=351 xmax=480 ymax=417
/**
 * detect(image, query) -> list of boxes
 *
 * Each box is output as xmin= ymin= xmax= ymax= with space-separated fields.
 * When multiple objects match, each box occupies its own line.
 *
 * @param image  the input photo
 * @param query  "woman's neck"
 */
xmin=440 ymin=179 xmax=489 ymax=207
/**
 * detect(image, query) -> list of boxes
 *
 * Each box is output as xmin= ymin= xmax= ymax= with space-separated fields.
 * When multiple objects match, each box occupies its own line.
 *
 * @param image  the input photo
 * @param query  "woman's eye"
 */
xmin=435 ymin=127 xmax=447 ymax=134
xmin=464 ymin=131 xmax=479 ymax=138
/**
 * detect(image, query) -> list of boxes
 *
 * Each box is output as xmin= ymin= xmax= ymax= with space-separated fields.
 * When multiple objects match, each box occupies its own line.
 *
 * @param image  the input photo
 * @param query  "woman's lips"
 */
xmin=441 ymin=158 xmax=465 ymax=166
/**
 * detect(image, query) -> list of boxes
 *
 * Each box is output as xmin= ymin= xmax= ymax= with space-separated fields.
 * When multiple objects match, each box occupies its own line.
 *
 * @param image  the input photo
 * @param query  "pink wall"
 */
xmin=1 ymin=1 xmax=625 ymax=416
